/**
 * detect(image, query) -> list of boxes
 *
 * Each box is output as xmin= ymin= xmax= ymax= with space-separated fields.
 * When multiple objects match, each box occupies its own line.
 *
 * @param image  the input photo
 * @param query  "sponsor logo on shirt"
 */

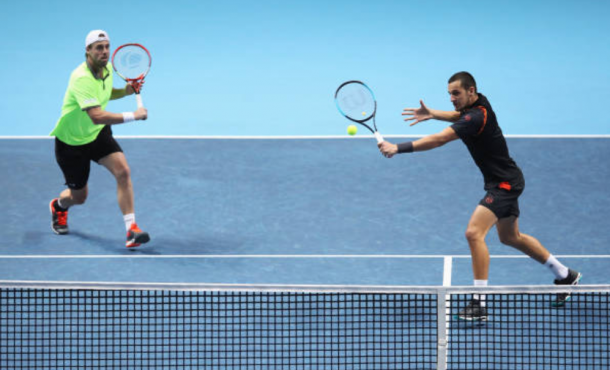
xmin=83 ymin=98 xmax=97 ymax=105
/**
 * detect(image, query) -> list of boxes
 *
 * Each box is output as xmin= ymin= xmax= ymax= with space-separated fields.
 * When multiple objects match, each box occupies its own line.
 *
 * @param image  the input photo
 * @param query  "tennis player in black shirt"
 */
xmin=378 ymin=72 xmax=581 ymax=321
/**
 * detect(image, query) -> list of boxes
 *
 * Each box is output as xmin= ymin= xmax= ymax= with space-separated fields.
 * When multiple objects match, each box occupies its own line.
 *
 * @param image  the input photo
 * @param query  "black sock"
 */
xmin=54 ymin=199 xmax=68 ymax=212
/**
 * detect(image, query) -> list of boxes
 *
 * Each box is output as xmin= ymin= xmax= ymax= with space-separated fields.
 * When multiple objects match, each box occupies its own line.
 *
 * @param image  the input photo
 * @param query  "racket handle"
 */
xmin=136 ymin=94 xmax=143 ymax=108
xmin=374 ymin=131 xmax=384 ymax=144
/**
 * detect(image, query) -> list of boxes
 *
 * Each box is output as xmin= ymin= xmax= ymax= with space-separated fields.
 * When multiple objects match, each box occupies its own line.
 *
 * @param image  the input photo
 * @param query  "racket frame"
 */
xmin=334 ymin=80 xmax=384 ymax=143
xmin=111 ymin=43 xmax=151 ymax=108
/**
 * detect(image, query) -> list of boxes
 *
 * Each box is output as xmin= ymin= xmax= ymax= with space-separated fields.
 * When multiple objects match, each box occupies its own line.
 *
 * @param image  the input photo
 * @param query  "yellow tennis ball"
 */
xmin=347 ymin=125 xmax=358 ymax=136
xmin=362 ymin=111 xmax=367 ymax=116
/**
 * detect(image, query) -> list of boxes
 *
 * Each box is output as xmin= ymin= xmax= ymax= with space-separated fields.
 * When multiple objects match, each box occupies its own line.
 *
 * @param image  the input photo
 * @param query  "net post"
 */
xmin=436 ymin=287 xmax=448 ymax=370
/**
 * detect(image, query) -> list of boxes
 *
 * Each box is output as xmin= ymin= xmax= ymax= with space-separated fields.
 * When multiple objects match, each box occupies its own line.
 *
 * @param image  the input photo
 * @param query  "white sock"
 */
xmin=123 ymin=213 xmax=135 ymax=231
xmin=544 ymin=255 xmax=569 ymax=280
xmin=473 ymin=280 xmax=488 ymax=307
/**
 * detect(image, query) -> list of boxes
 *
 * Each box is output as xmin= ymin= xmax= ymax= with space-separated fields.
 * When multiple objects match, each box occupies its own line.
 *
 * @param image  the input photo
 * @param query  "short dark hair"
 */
xmin=448 ymin=72 xmax=477 ymax=92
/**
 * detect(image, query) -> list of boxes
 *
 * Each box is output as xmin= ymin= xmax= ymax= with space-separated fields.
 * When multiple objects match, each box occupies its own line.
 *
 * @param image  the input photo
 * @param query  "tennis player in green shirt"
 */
xmin=49 ymin=30 xmax=150 ymax=248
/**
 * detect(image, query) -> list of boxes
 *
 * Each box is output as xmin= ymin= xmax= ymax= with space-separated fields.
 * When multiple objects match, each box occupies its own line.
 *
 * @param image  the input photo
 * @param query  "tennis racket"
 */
xmin=334 ymin=80 xmax=384 ymax=144
xmin=112 ymin=43 xmax=151 ymax=108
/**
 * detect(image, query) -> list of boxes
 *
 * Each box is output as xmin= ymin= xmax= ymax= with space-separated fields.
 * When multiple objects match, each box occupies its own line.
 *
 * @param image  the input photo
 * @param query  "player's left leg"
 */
xmin=496 ymin=216 xmax=549 ymax=263
xmin=497 ymin=216 xmax=581 ymax=306
xmin=99 ymin=152 xmax=150 ymax=248
xmin=99 ymin=152 xmax=133 ymax=215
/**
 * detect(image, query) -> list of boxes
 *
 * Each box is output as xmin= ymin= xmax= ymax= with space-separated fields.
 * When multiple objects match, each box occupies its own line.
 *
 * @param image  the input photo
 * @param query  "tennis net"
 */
xmin=0 ymin=281 xmax=608 ymax=369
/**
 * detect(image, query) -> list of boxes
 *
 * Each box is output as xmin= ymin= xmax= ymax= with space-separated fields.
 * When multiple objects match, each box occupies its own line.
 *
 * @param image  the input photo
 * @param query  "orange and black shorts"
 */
xmin=479 ymin=182 xmax=524 ymax=219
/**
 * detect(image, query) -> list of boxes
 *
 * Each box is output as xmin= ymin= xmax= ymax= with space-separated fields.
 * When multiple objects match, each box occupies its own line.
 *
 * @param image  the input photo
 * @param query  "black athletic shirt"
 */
xmin=450 ymin=93 xmax=524 ymax=190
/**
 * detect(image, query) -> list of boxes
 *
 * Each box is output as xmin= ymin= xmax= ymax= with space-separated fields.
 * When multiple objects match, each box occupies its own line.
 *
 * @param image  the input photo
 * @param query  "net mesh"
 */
xmin=448 ymin=292 xmax=610 ymax=369
xmin=0 ymin=287 xmax=437 ymax=369
xmin=1 ymin=283 xmax=608 ymax=370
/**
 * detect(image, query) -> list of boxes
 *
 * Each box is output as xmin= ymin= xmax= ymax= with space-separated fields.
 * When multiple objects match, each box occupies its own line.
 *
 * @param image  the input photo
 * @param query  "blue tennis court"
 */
xmin=1 ymin=136 xmax=608 ymax=285
xmin=1 ymin=137 xmax=609 ymax=369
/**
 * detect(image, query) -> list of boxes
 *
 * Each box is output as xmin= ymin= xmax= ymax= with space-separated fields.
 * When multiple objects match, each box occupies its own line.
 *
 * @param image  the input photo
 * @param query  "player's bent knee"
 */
xmin=464 ymin=228 xmax=484 ymax=243
xmin=499 ymin=234 xmax=520 ymax=247
xmin=115 ymin=166 xmax=131 ymax=183
xmin=71 ymin=190 xmax=88 ymax=205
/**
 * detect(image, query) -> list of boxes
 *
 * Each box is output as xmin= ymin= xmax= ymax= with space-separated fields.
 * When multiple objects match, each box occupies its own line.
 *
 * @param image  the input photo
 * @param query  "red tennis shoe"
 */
xmin=126 ymin=223 xmax=150 ymax=248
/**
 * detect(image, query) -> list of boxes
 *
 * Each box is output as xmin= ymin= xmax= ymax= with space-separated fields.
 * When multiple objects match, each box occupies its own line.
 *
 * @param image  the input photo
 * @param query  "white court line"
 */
xmin=443 ymin=257 xmax=453 ymax=287
xmin=442 ymin=256 xmax=453 ymax=370
xmin=0 ymin=254 xmax=609 ymax=259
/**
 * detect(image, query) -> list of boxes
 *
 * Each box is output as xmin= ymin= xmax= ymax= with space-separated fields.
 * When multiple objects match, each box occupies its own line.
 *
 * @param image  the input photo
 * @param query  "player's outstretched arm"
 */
xmin=378 ymin=127 xmax=459 ymax=158
xmin=402 ymin=100 xmax=432 ymax=126
xmin=402 ymin=100 xmax=461 ymax=126
xmin=412 ymin=127 xmax=459 ymax=151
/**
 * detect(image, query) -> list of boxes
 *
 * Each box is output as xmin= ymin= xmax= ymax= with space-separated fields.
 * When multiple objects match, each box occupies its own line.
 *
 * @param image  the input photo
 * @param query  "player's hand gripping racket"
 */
xmin=335 ymin=80 xmax=384 ymax=143
xmin=112 ymin=43 xmax=151 ymax=108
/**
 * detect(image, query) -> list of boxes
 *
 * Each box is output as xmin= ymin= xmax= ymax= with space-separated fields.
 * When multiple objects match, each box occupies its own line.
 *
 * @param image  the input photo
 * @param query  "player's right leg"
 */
xmin=52 ymin=138 xmax=91 ymax=235
xmin=50 ymin=186 xmax=87 ymax=235
xmin=456 ymin=205 xmax=498 ymax=321
xmin=464 ymin=205 xmax=497 ymax=281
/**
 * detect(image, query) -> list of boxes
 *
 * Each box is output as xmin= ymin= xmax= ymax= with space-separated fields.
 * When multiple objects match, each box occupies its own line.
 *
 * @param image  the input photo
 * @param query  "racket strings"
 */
xmin=112 ymin=45 xmax=150 ymax=80
xmin=335 ymin=83 xmax=376 ymax=122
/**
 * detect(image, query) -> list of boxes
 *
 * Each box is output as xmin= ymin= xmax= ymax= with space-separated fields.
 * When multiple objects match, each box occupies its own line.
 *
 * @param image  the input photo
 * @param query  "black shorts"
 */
xmin=54 ymin=125 xmax=123 ymax=190
xmin=479 ymin=184 xmax=523 ymax=219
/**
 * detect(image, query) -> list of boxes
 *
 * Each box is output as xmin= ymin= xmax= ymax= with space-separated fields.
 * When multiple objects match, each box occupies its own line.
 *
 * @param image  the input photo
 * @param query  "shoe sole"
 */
xmin=454 ymin=314 xmax=488 ymax=322
xmin=126 ymin=233 xmax=150 ymax=248
xmin=49 ymin=199 xmax=69 ymax=235
xmin=552 ymin=273 xmax=582 ymax=307
xmin=136 ymin=233 xmax=151 ymax=244
xmin=51 ymin=228 xmax=69 ymax=235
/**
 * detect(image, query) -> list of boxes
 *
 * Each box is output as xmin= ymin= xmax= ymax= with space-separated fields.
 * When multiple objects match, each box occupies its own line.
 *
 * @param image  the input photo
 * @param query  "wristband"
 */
xmin=396 ymin=141 xmax=414 ymax=153
xmin=122 ymin=112 xmax=135 ymax=123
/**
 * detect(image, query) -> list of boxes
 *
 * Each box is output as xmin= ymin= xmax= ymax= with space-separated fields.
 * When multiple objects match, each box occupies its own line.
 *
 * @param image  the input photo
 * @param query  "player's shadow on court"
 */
xmin=67 ymin=231 xmax=245 ymax=255
xmin=69 ymin=230 xmax=160 ymax=254
xmin=150 ymin=236 xmax=245 ymax=254
xmin=70 ymin=230 xmax=121 ymax=247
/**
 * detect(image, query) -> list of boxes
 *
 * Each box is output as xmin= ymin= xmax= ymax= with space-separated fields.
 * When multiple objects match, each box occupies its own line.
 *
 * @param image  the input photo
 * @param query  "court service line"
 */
xmin=0 ymin=254 xmax=608 ymax=259
xmin=443 ymin=256 xmax=452 ymax=287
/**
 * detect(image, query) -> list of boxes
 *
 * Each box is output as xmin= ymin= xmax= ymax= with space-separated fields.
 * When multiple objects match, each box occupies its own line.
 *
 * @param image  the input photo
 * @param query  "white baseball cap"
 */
xmin=85 ymin=30 xmax=110 ymax=48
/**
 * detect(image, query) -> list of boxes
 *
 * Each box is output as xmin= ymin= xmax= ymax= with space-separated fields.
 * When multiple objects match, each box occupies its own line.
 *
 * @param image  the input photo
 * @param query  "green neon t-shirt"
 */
xmin=50 ymin=62 xmax=113 ymax=145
